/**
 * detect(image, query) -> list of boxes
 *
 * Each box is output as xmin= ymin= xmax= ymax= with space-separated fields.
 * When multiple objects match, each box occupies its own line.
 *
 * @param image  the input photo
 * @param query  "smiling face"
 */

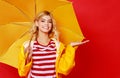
xmin=35 ymin=15 xmax=53 ymax=34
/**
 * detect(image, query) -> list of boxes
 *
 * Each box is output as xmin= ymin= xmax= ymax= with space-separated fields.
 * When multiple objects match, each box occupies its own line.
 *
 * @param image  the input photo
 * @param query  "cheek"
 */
xmin=49 ymin=23 xmax=52 ymax=27
xmin=38 ymin=22 xmax=42 ymax=26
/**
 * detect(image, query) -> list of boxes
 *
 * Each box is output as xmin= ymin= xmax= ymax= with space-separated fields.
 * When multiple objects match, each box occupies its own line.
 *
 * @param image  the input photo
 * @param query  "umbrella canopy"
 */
xmin=0 ymin=0 xmax=84 ymax=68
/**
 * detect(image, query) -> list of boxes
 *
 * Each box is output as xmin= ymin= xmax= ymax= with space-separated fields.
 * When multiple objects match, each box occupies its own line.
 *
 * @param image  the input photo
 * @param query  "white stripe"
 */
xmin=31 ymin=74 xmax=56 ymax=78
xmin=33 ymin=65 xmax=55 ymax=69
xmin=33 ymin=45 xmax=56 ymax=50
xmin=32 ymin=51 xmax=56 ymax=54
xmin=33 ymin=59 xmax=56 ymax=64
xmin=48 ymin=44 xmax=55 ymax=47
xmin=32 ymin=54 xmax=56 ymax=59
xmin=33 ymin=45 xmax=45 ymax=48
xmin=31 ymin=70 xmax=55 ymax=74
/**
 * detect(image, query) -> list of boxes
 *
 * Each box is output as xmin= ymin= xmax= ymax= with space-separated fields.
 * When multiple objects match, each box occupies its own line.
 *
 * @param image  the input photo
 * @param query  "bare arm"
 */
xmin=70 ymin=40 xmax=90 ymax=47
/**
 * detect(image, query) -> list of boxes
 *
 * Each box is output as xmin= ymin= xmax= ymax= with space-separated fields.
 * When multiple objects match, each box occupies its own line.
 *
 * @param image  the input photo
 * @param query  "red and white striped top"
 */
xmin=30 ymin=39 xmax=57 ymax=78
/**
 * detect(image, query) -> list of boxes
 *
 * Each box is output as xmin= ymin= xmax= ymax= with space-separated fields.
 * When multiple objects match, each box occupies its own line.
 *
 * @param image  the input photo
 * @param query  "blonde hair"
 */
xmin=30 ymin=10 xmax=59 ymax=42
xmin=24 ymin=11 xmax=59 ymax=57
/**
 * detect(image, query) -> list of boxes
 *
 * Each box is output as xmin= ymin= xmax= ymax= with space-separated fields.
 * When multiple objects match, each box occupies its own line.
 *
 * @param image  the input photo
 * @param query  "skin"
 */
xmin=35 ymin=15 xmax=52 ymax=46
xmin=25 ymin=15 xmax=89 ymax=64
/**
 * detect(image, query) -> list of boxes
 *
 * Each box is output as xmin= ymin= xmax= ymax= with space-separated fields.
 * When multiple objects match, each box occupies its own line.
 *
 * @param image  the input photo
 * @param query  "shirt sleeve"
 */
xmin=18 ymin=42 xmax=32 ymax=77
xmin=57 ymin=43 xmax=75 ymax=75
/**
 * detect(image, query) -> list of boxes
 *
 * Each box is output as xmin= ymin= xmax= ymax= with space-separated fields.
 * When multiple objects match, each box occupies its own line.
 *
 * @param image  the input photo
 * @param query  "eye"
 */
xmin=41 ymin=20 xmax=45 ymax=22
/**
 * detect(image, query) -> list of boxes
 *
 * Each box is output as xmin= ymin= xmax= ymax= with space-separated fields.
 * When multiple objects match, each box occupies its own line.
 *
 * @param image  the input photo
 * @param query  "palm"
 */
xmin=70 ymin=40 xmax=90 ymax=47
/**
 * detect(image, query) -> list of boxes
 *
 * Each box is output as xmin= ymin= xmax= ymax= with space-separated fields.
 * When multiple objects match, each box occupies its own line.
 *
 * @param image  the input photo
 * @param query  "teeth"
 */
xmin=43 ymin=26 xmax=49 ymax=29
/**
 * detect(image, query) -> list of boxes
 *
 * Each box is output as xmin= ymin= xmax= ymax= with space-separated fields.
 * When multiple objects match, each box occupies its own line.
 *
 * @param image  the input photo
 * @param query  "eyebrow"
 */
xmin=40 ymin=18 xmax=52 ymax=21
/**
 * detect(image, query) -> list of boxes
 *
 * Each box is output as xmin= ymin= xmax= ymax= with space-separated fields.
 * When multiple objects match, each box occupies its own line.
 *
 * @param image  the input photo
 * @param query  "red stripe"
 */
xmin=34 ymin=39 xmax=55 ymax=47
xmin=32 ymin=67 xmax=55 ymax=71
xmin=33 ymin=47 xmax=56 ymax=51
xmin=33 ymin=62 xmax=55 ymax=66
xmin=32 ymin=52 xmax=56 ymax=56
xmin=33 ymin=46 xmax=43 ymax=49
xmin=32 ymin=49 xmax=41 ymax=51
xmin=33 ymin=57 xmax=56 ymax=61
xmin=31 ymin=40 xmax=56 ymax=77
xmin=34 ymin=42 xmax=55 ymax=45
xmin=43 ymin=49 xmax=56 ymax=51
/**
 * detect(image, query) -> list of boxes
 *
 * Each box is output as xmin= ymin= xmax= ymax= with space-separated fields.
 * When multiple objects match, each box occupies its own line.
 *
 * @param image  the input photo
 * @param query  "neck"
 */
xmin=37 ymin=32 xmax=50 ymax=45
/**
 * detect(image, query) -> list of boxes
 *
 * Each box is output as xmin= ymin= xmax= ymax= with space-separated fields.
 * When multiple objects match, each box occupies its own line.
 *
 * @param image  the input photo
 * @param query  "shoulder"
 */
xmin=23 ymin=40 xmax=34 ymax=48
xmin=51 ymin=38 xmax=65 ymax=49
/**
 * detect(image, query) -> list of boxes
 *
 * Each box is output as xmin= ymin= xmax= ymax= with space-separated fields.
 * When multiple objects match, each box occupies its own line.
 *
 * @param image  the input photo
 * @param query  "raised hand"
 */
xmin=70 ymin=40 xmax=90 ymax=47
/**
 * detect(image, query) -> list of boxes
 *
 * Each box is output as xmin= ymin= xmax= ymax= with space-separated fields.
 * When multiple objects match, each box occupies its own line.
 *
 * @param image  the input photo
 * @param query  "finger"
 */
xmin=83 ymin=40 xmax=90 ymax=43
xmin=81 ymin=40 xmax=90 ymax=44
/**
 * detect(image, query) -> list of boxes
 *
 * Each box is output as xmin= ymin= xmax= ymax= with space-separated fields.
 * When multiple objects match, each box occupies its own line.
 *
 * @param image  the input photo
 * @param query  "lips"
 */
xmin=42 ymin=26 xmax=49 ymax=30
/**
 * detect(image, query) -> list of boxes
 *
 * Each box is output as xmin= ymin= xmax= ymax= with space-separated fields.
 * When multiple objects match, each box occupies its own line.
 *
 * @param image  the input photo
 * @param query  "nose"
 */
xmin=44 ymin=21 xmax=49 ymax=25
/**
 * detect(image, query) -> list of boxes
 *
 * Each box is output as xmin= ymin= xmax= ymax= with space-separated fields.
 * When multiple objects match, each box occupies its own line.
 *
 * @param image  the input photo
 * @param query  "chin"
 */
xmin=41 ymin=30 xmax=51 ymax=33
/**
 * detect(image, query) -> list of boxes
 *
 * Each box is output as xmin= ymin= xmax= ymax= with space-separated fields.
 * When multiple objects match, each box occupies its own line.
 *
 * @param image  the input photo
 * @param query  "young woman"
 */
xmin=18 ymin=11 xmax=89 ymax=78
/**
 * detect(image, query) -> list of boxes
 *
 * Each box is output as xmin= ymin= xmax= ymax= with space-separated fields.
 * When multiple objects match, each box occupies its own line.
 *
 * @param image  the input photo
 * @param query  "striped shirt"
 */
xmin=30 ymin=39 xmax=57 ymax=78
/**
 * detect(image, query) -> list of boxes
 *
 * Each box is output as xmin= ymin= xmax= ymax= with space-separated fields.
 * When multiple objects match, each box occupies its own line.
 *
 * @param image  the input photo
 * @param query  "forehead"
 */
xmin=40 ymin=15 xmax=51 ymax=20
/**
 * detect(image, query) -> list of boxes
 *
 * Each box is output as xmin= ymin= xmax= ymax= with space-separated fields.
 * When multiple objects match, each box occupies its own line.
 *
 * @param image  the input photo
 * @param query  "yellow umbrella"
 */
xmin=0 ymin=0 xmax=84 ymax=68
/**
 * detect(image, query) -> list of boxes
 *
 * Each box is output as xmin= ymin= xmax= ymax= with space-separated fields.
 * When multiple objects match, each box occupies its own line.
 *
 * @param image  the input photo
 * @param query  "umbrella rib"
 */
xmin=51 ymin=1 xmax=72 ymax=13
xmin=10 ymin=23 xmax=31 ymax=39
xmin=2 ymin=0 xmax=31 ymax=21
xmin=34 ymin=0 xmax=36 ymax=16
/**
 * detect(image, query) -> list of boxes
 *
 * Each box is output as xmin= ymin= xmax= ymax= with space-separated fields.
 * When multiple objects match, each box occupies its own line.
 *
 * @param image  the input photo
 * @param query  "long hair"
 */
xmin=29 ymin=11 xmax=59 ymax=46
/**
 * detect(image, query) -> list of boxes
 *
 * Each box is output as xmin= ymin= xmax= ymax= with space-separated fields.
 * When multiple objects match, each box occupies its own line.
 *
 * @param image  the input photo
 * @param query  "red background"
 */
xmin=66 ymin=0 xmax=120 ymax=78
xmin=0 ymin=0 xmax=120 ymax=78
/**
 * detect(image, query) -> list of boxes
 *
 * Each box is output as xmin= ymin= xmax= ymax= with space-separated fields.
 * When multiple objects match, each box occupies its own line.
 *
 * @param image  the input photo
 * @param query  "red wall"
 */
xmin=65 ymin=0 xmax=120 ymax=78
xmin=0 ymin=63 xmax=20 ymax=78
